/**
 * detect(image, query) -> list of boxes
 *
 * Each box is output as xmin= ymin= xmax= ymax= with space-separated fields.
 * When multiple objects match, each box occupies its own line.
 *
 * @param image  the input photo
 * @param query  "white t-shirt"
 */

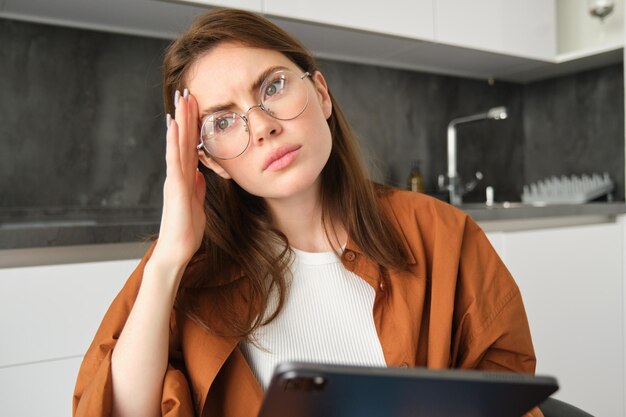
xmin=239 ymin=247 xmax=387 ymax=389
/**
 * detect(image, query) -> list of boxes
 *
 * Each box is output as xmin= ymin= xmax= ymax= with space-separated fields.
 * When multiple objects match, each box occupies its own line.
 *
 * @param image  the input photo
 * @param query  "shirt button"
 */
xmin=343 ymin=250 xmax=356 ymax=262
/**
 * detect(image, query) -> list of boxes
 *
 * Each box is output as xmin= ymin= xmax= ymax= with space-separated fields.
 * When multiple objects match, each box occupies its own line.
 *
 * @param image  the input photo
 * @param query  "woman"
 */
xmin=73 ymin=8 xmax=541 ymax=417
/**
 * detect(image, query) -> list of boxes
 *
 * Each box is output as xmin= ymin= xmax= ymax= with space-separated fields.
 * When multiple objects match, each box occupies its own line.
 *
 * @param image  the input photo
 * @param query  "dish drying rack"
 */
xmin=521 ymin=173 xmax=614 ymax=205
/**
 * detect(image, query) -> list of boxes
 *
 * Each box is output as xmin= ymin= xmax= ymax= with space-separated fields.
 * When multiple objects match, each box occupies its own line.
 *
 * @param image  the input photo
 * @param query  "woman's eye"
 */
xmin=214 ymin=115 xmax=234 ymax=132
xmin=263 ymin=78 xmax=286 ymax=100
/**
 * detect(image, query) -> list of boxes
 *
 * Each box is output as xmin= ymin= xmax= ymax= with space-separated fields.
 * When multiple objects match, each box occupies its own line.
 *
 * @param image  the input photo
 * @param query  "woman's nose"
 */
xmin=245 ymin=106 xmax=281 ymax=145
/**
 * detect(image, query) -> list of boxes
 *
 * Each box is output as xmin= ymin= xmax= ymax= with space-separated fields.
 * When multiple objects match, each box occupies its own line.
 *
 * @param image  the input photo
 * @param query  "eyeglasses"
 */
xmin=196 ymin=69 xmax=312 ymax=160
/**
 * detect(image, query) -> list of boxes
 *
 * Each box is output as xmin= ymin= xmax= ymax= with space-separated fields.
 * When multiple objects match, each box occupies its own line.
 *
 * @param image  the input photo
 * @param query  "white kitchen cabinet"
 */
xmin=0 ymin=356 xmax=82 ymax=417
xmin=484 ymin=219 xmax=625 ymax=417
xmin=0 ymin=258 xmax=139 ymax=417
xmin=0 ymin=259 xmax=137 ymax=367
xmin=167 ymin=0 xmax=262 ymax=13
xmin=557 ymin=0 xmax=624 ymax=57
xmin=264 ymin=0 xmax=435 ymax=41
xmin=3 ymin=0 xmax=609 ymax=81
xmin=435 ymin=0 xmax=557 ymax=60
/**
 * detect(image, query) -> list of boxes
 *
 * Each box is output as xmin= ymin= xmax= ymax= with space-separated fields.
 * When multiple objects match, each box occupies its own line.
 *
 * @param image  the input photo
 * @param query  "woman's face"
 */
xmin=186 ymin=42 xmax=333 ymax=202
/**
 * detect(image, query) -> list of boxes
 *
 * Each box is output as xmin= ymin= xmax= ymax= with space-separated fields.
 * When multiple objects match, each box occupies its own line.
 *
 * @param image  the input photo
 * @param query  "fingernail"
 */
xmin=166 ymin=113 xmax=172 ymax=128
xmin=183 ymin=88 xmax=189 ymax=101
xmin=174 ymin=90 xmax=181 ymax=107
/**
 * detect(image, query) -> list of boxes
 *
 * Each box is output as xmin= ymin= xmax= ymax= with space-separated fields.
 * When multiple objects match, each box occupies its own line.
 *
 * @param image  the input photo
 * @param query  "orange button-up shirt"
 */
xmin=73 ymin=190 xmax=543 ymax=417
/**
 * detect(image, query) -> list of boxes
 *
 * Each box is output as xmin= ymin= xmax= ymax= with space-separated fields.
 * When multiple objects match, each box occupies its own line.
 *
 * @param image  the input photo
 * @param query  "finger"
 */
xmin=194 ymin=170 xmax=206 ymax=206
xmin=165 ymin=117 xmax=182 ymax=182
xmin=175 ymin=90 xmax=196 ymax=185
xmin=186 ymin=92 xmax=199 ymax=130
xmin=187 ymin=93 xmax=200 ymax=153
xmin=183 ymin=93 xmax=200 ymax=181
xmin=173 ymin=90 xmax=187 ymax=156
xmin=160 ymin=178 xmax=169 ymax=221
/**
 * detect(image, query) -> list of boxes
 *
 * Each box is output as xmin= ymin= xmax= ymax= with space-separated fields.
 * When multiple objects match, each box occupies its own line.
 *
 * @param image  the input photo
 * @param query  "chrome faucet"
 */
xmin=438 ymin=106 xmax=508 ymax=205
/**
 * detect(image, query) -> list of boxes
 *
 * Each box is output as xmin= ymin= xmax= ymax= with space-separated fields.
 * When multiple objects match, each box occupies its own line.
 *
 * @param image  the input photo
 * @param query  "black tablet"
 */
xmin=258 ymin=362 xmax=558 ymax=417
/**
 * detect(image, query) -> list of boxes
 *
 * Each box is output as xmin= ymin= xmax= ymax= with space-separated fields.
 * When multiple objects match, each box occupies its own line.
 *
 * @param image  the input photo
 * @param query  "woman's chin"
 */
xmin=250 ymin=173 xmax=322 ymax=201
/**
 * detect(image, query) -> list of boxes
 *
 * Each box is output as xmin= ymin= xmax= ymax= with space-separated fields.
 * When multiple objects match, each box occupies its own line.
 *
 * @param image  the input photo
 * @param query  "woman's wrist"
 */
xmin=150 ymin=239 xmax=195 ymax=270
xmin=144 ymin=252 xmax=188 ymax=287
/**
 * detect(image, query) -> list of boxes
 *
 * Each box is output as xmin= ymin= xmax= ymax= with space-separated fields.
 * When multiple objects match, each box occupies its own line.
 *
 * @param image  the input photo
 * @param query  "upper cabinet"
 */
xmin=264 ymin=0 xmax=435 ymax=41
xmin=1 ymin=0 xmax=622 ymax=82
xmin=261 ymin=0 xmax=561 ymax=81
xmin=179 ymin=0 xmax=261 ymax=13
xmin=508 ymin=0 xmax=624 ymax=82
xmin=435 ymin=0 xmax=556 ymax=61
xmin=556 ymin=0 xmax=624 ymax=59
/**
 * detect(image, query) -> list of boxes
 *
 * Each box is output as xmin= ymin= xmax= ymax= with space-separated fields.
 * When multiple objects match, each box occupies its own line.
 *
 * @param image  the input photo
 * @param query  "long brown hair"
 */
xmin=162 ymin=8 xmax=409 ymax=338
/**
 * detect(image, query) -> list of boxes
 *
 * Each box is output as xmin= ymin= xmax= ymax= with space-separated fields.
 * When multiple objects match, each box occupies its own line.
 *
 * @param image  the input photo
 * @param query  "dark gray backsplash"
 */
xmin=1 ymin=18 xmax=623 ymax=213
xmin=319 ymin=60 xmax=526 ymax=202
xmin=0 ymin=19 xmax=168 ymax=210
xmin=523 ymin=64 xmax=624 ymax=201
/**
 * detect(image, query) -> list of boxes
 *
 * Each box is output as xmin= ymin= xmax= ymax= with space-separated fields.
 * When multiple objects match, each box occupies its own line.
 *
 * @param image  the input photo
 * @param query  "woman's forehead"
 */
xmin=186 ymin=43 xmax=300 ymax=113
xmin=187 ymin=43 xmax=296 ymax=87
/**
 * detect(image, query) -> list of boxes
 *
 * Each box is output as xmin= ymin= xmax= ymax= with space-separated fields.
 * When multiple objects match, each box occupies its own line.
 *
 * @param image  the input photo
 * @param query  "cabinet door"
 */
xmin=0 ymin=258 xmax=139 ymax=417
xmin=502 ymin=222 xmax=624 ymax=417
xmin=0 ymin=356 xmax=82 ymax=417
xmin=0 ymin=259 xmax=137 ymax=367
xmin=264 ymin=0 xmax=435 ymax=40
xmin=435 ymin=0 xmax=556 ymax=60
xmin=557 ymin=0 xmax=624 ymax=56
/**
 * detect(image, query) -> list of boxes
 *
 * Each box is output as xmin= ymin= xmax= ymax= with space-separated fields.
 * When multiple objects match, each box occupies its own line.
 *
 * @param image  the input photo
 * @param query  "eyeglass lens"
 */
xmin=200 ymin=70 xmax=310 ymax=160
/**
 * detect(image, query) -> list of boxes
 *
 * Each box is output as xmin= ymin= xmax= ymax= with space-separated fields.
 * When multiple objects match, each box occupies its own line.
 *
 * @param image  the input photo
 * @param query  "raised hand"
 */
xmin=152 ymin=89 xmax=207 ymax=272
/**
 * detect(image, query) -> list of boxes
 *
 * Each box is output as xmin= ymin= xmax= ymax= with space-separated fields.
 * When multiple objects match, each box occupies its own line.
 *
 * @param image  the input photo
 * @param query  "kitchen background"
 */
xmin=1 ymin=12 xmax=623 ymax=213
xmin=1 ymin=1 xmax=625 ymax=417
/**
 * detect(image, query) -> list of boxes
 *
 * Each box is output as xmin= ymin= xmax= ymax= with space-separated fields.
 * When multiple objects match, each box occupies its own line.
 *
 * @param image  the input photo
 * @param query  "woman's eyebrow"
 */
xmin=200 ymin=101 xmax=234 ymax=118
xmin=250 ymin=65 xmax=288 ymax=93
xmin=199 ymin=65 xmax=290 ymax=118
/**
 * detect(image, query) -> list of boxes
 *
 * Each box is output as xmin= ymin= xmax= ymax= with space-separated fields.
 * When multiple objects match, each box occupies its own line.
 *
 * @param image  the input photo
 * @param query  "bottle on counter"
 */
xmin=407 ymin=160 xmax=425 ymax=193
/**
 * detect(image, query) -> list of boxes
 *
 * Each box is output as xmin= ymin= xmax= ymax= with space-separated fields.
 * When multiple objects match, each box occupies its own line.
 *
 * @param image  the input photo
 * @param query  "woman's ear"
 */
xmin=198 ymin=151 xmax=232 ymax=179
xmin=311 ymin=71 xmax=333 ymax=120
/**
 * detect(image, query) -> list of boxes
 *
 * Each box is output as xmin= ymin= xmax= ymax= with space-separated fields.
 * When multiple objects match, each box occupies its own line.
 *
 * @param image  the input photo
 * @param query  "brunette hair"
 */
xmin=162 ymin=8 xmax=409 ymax=338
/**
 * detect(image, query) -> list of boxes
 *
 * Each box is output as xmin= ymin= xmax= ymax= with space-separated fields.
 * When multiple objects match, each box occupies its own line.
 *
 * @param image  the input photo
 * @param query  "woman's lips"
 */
xmin=263 ymin=145 xmax=302 ymax=171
